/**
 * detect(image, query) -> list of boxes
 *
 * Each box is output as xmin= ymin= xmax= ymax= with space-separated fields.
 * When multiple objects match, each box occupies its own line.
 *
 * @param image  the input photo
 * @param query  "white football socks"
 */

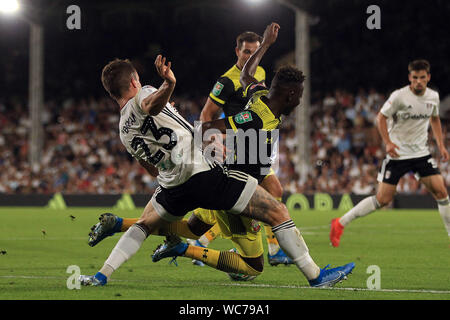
xmin=437 ymin=197 xmax=450 ymax=237
xmin=272 ymin=220 xmax=320 ymax=280
xmin=340 ymin=195 xmax=381 ymax=227
xmin=100 ymin=224 xmax=148 ymax=279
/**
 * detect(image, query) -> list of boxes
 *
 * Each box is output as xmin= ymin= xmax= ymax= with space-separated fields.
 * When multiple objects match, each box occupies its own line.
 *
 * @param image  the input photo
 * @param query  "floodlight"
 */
xmin=245 ymin=0 xmax=266 ymax=4
xmin=0 ymin=0 xmax=19 ymax=14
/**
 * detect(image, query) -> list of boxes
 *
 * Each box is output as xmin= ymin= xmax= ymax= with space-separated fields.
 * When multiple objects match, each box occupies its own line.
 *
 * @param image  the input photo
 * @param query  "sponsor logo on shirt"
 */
xmin=234 ymin=111 xmax=253 ymax=124
xmin=400 ymin=113 xmax=431 ymax=120
xmin=212 ymin=82 xmax=224 ymax=96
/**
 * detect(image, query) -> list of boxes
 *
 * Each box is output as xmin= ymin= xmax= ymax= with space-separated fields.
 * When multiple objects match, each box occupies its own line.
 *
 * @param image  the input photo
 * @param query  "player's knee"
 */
xmin=136 ymin=214 xmax=162 ymax=235
xmin=376 ymin=194 xmax=392 ymax=207
xmin=433 ymin=188 xmax=448 ymax=201
xmin=187 ymin=214 xmax=214 ymax=236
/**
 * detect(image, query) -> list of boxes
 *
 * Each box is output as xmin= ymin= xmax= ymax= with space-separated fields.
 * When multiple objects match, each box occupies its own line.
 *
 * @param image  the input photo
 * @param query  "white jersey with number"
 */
xmin=119 ymin=85 xmax=210 ymax=188
xmin=380 ymin=85 xmax=440 ymax=160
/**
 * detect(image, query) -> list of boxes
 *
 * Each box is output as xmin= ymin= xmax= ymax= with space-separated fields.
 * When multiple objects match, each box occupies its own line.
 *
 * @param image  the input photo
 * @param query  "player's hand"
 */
xmin=155 ymin=55 xmax=176 ymax=85
xmin=439 ymin=146 xmax=449 ymax=162
xmin=386 ymin=142 xmax=400 ymax=158
xmin=261 ymin=22 xmax=280 ymax=47
xmin=203 ymin=133 xmax=228 ymax=163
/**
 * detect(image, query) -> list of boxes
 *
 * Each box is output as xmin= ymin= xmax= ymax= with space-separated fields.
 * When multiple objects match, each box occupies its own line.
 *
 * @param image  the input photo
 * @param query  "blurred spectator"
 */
xmin=1 ymin=89 xmax=448 ymax=195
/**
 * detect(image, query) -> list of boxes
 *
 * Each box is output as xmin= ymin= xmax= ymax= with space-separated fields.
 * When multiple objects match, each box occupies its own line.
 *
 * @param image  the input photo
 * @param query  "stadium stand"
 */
xmin=0 ymin=88 xmax=448 ymax=195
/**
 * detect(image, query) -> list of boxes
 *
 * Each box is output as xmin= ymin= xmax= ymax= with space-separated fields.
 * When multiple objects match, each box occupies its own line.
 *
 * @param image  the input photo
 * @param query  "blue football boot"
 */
xmin=268 ymin=248 xmax=294 ymax=266
xmin=152 ymin=234 xmax=188 ymax=265
xmin=308 ymin=262 xmax=355 ymax=288
xmin=88 ymin=213 xmax=123 ymax=247
xmin=79 ymin=272 xmax=108 ymax=286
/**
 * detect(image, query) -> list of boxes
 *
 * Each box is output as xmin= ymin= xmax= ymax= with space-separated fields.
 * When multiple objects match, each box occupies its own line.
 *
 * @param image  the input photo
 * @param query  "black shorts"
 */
xmin=377 ymin=154 xmax=440 ymax=185
xmin=151 ymin=165 xmax=258 ymax=221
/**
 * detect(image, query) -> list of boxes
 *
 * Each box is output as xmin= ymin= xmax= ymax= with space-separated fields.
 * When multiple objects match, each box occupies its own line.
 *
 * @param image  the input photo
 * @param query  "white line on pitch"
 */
xmin=217 ymin=282 xmax=450 ymax=294
xmin=1 ymin=275 xmax=450 ymax=295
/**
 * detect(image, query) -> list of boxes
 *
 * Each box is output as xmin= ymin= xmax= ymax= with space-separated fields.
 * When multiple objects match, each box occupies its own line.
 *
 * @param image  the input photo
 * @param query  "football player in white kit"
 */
xmin=79 ymin=27 xmax=354 ymax=288
xmin=330 ymin=59 xmax=450 ymax=247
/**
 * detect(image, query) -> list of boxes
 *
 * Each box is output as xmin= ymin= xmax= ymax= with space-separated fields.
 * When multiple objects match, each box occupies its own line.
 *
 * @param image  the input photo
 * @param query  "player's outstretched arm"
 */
xmin=240 ymin=22 xmax=280 ymax=90
xmin=141 ymin=55 xmax=176 ymax=115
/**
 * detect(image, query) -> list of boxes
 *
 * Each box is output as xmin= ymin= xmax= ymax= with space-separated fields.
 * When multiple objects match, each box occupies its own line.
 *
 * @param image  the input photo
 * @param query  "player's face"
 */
xmin=235 ymin=41 xmax=260 ymax=69
xmin=282 ymin=85 xmax=304 ymax=115
xmin=409 ymin=70 xmax=430 ymax=95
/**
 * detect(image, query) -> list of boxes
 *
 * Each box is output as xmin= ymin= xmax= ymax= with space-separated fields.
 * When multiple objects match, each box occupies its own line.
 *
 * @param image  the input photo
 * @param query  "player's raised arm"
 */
xmin=240 ymin=22 xmax=279 ymax=90
xmin=141 ymin=55 xmax=176 ymax=115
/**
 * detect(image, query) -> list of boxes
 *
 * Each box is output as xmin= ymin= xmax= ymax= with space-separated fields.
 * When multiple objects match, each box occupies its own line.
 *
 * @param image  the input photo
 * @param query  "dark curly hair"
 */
xmin=272 ymin=65 xmax=305 ymax=88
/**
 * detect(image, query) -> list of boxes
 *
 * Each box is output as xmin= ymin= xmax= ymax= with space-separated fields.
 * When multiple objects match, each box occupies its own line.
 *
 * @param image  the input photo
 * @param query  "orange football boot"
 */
xmin=330 ymin=218 xmax=344 ymax=247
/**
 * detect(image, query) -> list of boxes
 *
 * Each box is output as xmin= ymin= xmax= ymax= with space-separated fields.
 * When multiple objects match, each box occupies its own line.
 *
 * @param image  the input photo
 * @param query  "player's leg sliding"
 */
xmin=188 ymin=222 xmax=221 ymax=266
xmin=152 ymin=238 xmax=262 ymax=278
xmin=264 ymin=197 xmax=294 ymax=265
xmin=243 ymin=186 xmax=354 ymax=287
xmin=198 ymin=223 xmax=221 ymax=246
xmin=88 ymin=214 xmax=200 ymax=247
xmin=260 ymin=175 xmax=294 ymax=266
xmin=330 ymin=195 xmax=382 ymax=247
xmin=265 ymin=223 xmax=293 ymax=266
xmin=272 ymin=219 xmax=354 ymax=287
xmin=81 ymin=223 xmax=150 ymax=286
xmin=80 ymin=197 xmax=176 ymax=286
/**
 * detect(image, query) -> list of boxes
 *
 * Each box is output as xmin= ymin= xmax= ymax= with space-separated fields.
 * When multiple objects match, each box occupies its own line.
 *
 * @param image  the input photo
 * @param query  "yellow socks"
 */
xmin=184 ymin=245 xmax=261 ymax=276
xmin=198 ymin=223 xmax=221 ymax=246
xmin=120 ymin=218 xmax=138 ymax=232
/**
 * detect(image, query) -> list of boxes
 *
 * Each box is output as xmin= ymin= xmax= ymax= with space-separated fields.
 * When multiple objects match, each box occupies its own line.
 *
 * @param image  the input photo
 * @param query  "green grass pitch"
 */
xmin=0 ymin=207 xmax=449 ymax=300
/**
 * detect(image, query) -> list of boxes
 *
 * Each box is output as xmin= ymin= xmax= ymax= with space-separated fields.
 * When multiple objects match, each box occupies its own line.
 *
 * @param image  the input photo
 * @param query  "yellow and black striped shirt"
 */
xmin=209 ymin=65 xmax=266 ymax=117
xmin=224 ymin=82 xmax=281 ymax=182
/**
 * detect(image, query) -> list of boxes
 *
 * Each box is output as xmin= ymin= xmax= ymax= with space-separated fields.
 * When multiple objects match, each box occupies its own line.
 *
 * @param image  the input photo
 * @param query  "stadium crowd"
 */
xmin=1 ymin=88 xmax=449 ymax=195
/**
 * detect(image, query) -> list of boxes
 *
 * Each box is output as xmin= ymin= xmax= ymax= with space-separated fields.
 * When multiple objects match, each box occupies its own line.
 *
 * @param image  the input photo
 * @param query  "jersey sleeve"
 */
xmin=242 ymin=81 xmax=268 ymax=98
xmin=225 ymin=110 xmax=263 ymax=133
xmin=208 ymin=76 xmax=235 ymax=108
xmin=380 ymin=90 xmax=400 ymax=117
xmin=134 ymin=86 xmax=157 ymax=111
xmin=432 ymin=92 xmax=440 ymax=117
